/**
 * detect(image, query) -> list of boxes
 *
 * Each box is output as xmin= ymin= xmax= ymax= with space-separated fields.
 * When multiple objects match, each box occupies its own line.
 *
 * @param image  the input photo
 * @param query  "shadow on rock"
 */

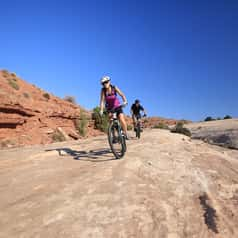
xmin=46 ymin=148 xmax=115 ymax=162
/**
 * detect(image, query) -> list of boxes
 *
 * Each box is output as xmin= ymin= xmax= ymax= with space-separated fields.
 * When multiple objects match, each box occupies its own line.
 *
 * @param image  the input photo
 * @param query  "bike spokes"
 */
xmin=108 ymin=124 xmax=126 ymax=159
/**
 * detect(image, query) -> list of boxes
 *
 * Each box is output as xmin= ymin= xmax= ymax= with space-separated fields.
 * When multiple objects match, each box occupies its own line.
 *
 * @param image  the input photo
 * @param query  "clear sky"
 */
xmin=1 ymin=0 xmax=237 ymax=121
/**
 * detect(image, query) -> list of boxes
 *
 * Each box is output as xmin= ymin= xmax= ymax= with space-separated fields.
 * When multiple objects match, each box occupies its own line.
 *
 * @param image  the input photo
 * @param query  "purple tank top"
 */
xmin=104 ymin=86 xmax=121 ymax=110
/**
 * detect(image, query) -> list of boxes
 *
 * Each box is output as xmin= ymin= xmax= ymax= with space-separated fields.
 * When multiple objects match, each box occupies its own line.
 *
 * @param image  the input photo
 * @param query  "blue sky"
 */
xmin=1 ymin=0 xmax=237 ymax=121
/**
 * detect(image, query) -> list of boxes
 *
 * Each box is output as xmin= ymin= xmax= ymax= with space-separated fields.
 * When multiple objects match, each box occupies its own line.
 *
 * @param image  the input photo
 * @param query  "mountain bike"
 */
xmin=107 ymin=105 xmax=127 ymax=159
xmin=134 ymin=114 xmax=146 ymax=139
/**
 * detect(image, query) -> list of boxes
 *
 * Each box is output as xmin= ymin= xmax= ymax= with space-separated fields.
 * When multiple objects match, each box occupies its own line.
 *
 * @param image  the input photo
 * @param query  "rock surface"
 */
xmin=185 ymin=119 xmax=238 ymax=150
xmin=0 ymin=70 xmax=102 ymax=147
xmin=0 ymin=129 xmax=237 ymax=237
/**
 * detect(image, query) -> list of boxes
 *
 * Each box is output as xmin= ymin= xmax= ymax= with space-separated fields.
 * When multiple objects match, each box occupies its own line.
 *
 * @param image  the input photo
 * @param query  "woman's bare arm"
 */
xmin=100 ymin=89 xmax=105 ymax=112
xmin=115 ymin=86 xmax=127 ymax=104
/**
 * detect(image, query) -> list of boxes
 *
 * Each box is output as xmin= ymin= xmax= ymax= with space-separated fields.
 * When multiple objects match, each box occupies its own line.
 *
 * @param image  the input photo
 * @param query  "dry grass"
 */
xmin=0 ymin=139 xmax=16 ymax=148
xmin=23 ymin=92 xmax=30 ymax=99
xmin=127 ymin=125 xmax=133 ymax=131
xmin=170 ymin=122 xmax=191 ymax=137
xmin=7 ymin=78 xmax=19 ymax=90
xmin=52 ymin=130 xmax=66 ymax=142
xmin=64 ymin=96 xmax=77 ymax=104
xmin=153 ymin=122 xmax=169 ymax=130
xmin=11 ymin=72 xmax=17 ymax=77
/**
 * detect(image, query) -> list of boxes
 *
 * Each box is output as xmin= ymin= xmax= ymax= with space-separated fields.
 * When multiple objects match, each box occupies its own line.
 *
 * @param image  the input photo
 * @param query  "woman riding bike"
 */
xmin=99 ymin=76 xmax=129 ymax=139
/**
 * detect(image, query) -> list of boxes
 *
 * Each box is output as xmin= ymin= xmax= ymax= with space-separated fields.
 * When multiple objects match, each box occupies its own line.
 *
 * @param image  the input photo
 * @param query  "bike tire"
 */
xmin=108 ymin=122 xmax=126 ymax=159
xmin=136 ymin=124 xmax=141 ymax=139
xmin=138 ymin=128 xmax=141 ymax=139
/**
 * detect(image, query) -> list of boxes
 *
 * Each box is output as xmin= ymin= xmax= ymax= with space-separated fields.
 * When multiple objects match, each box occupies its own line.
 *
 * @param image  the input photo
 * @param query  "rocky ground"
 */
xmin=0 ymin=129 xmax=237 ymax=238
xmin=185 ymin=119 xmax=238 ymax=150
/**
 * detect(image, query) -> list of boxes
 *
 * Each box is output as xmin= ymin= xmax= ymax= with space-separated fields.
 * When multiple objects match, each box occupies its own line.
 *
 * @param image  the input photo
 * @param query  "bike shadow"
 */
xmin=46 ymin=148 xmax=116 ymax=162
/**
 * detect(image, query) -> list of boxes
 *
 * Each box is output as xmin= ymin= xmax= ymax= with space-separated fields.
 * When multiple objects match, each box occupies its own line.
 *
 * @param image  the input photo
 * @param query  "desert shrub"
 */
xmin=11 ymin=72 xmax=17 ymax=77
xmin=0 ymin=139 xmax=16 ymax=148
xmin=64 ymin=96 xmax=77 ymax=104
xmin=75 ymin=110 xmax=88 ymax=137
xmin=1 ymin=69 xmax=9 ymax=74
xmin=1 ymin=69 xmax=9 ymax=77
xmin=224 ymin=115 xmax=232 ymax=120
xmin=23 ymin=92 xmax=30 ymax=98
xmin=92 ymin=106 xmax=109 ymax=132
xmin=0 ymin=141 xmax=9 ymax=148
xmin=204 ymin=116 xmax=214 ymax=122
xmin=52 ymin=130 xmax=66 ymax=142
xmin=153 ymin=122 xmax=169 ymax=130
xmin=43 ymin=93 xmax=50 ymax=100
xmin=127 ymin=125 xmax=133 ymax=131
xmin=170 ymin=122 xmax=191 ymax=137
xmin=179 ymin=119 xmax=189 ymax=124
xmin=216 ymin=117 xmax=221 ymax=120
xmin=176 ymin=121 xmax=184 ymax=127
xmin=7 ymin=78 xmax=19 ymax=90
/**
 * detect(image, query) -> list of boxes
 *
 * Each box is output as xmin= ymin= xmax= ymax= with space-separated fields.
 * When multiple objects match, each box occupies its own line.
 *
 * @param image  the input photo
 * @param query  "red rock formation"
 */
xmin=0 ymin=70 xmax=102 ymax=148
xmin=125 ymin=115 xmax=189 ymax=129
xmin=0 ymin=69 xmax=188 ymax=148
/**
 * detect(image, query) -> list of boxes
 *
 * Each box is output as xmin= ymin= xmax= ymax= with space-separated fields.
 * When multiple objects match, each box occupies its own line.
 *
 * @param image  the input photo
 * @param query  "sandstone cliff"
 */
xmin=0 ymin=70 xmax=101 ymax=147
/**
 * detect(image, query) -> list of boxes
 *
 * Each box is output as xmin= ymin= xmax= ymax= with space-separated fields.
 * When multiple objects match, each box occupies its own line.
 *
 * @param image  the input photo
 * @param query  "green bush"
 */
xmin=92 ymin=106 xmax=109 ymax=132
xmin=7 ymin=78 xmax=19 ymax=90
xmin=204 ymin=116 xmax=214 ymax=122
xmin=43 ymin=93 xmax=50 ymax=100
xmin=127 ymin=125 xmax=133 ymax=131
xmin=224 ymin=115 xmax=232 ymax=120
xmin=75 ymin=110 xmax=88 ymax=137
xmin=64 ymin=96 xmax=77 ymax=104
xmin=153 ymin=122 xmax=169 ymax=130
xmin=170 ymin=122 xmax=191 ymax=137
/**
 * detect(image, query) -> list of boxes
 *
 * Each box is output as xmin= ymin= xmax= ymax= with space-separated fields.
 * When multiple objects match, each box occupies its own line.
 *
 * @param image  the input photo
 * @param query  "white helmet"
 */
xmin=101 ymin=75 xmax=111 ymax=84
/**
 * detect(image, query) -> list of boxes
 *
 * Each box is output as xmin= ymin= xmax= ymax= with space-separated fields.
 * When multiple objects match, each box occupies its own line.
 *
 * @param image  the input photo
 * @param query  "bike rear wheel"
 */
xmin=108 ymin=122 xmax=126 ymax=159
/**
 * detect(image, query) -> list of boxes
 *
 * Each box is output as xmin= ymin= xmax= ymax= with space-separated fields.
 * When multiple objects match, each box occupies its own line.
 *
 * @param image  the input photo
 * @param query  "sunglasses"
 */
xmin=102 ymin=81 xmax=110 ymax=85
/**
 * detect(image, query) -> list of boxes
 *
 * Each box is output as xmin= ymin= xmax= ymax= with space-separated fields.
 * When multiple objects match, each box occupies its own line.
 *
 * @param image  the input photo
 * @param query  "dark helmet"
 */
xmin=135 ymin=99 xmax=140 ymax=104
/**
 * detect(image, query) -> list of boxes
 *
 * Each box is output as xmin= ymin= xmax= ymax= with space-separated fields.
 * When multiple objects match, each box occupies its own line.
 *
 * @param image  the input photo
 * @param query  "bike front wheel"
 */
xmin=136 ymin=123 xmax=141 ymax=139
xmin=108 ymin=122 xmax=126 ymax=159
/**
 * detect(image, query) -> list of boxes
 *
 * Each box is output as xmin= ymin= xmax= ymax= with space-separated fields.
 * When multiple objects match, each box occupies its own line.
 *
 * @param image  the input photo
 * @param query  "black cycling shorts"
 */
xmin=134 ymin=113 xmax=141 ymax=120
xmin=115 ymin=107 xmax=123 ymax=117
xmin=107 ymin=107 xmax=123 ymax=117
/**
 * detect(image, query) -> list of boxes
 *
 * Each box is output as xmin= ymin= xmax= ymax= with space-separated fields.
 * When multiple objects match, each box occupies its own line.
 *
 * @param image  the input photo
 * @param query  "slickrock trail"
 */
xmin=0 ymin=130 xmax=238 ymax=238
